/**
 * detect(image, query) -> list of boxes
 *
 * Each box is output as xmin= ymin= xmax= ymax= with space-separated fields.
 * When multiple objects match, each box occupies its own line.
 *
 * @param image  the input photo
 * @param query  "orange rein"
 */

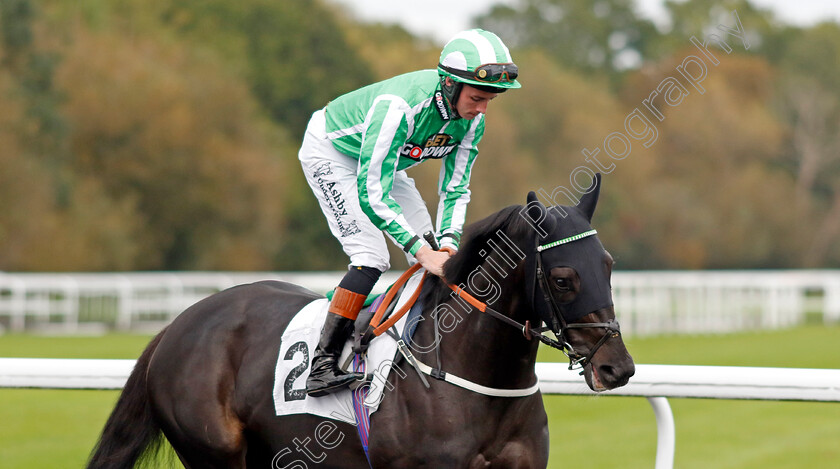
xmin=369 ymin=263 xmax=425 ymax=336
xmin=369 ymin=247 xmax=457 ymax=336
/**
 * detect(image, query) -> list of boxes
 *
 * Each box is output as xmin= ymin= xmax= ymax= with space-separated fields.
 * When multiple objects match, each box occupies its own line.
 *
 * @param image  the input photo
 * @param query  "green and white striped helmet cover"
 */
xmin=438 ymin=28 xmax=521 ymax=89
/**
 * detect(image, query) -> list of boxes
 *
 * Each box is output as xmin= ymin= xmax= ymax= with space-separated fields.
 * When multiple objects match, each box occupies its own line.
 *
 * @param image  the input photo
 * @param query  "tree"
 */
xmin=616 ymin=52 xmax=794 ymax=268
xmin=150 ymin=0 xmax=376 ymax=137
xmin=477 ymin=0 xmax=660 ymax=86
xmin=775 ymin=23 xmax=840 ymax=266
xmin=1 ymin=0 xmax=67 ymax=199
xmin=56 ymin=26 xmax=292 ymax=270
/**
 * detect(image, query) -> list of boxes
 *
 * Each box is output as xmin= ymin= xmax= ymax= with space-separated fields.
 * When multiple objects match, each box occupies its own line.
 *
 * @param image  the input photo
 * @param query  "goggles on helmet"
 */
xmin=439 ymin=62 xmax=519 ymax=85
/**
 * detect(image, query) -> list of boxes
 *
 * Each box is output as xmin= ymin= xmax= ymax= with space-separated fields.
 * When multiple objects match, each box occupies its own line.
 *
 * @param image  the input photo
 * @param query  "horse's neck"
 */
xmin=417 ymin=268 xmax=540 ymax=389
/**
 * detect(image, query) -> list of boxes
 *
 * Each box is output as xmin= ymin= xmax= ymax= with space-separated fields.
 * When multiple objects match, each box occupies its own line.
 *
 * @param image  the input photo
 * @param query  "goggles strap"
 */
xmin=439 ymin=63 xmax=517 ymax=84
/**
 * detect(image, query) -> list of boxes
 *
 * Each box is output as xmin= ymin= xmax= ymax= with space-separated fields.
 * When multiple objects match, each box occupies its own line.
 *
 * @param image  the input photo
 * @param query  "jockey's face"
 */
xmin=450 ymin=79 xmax=499 ymax=120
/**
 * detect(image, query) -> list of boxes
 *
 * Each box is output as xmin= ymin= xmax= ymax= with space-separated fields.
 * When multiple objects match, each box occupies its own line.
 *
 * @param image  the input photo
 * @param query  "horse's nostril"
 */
xmin=599 ymin=364 xmax=615 ymax=380
xmin=599 ymin=362 xmax=634 ymax=387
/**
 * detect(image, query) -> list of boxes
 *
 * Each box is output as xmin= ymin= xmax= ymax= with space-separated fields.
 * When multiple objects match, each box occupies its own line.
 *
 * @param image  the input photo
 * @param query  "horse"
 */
xmin=87 ymin=174 xmax=635 ymax=468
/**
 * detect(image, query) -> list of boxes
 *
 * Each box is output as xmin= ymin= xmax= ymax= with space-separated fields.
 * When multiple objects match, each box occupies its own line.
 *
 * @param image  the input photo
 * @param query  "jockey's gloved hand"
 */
xmin=415 ymin=245 xmax=451 ymax=278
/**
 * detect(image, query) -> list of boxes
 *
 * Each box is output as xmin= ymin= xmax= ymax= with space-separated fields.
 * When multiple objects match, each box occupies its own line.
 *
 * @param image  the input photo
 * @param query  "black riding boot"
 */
xmin=306 ymin=289 xmax=367 ymax=397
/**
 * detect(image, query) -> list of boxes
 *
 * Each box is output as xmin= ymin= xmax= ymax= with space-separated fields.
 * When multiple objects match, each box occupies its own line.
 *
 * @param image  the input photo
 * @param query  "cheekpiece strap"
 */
xmin=536 ymin=229 xmax=597 ymax=252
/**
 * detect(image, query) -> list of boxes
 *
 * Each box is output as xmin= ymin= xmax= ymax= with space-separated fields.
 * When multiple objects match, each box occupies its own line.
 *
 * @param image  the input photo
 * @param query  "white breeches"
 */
xmin=298 ymin=109 xmax=433 ymax=272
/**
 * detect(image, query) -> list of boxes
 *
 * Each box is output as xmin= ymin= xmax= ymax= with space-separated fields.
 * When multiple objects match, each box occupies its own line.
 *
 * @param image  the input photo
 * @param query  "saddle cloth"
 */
xmin=272 ymin=270 xmax=423 ymax=424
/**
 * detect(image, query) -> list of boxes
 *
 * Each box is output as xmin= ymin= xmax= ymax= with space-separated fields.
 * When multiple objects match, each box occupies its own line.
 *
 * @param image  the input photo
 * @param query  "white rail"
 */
xmin=2 ymin=359 xmax=839 ymax=468
xmin=536 ymin=363 xmax=840 ymax=402
xmin=1 ymin=270 xmax=839 ymax=334
xmin=0 ymin=358 xmax=135 ymax=389
xmin=0 ymin=272 xmax=398 ymax=333
xmin=537 ymin=363 xmax=840 ymax=469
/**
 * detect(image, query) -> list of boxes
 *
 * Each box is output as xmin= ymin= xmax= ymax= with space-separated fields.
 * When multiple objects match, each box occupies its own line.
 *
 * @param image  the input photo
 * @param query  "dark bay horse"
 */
xmin=88 ymin=174 xmax=634 ymax=468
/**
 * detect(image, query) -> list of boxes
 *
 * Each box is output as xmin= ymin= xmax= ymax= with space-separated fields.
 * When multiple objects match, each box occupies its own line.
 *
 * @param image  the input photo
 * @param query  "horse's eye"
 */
xmin=554 ymin=278 xmax=569 ymax=290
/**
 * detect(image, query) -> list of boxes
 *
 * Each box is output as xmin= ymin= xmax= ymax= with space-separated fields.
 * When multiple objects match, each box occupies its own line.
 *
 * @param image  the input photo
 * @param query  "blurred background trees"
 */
xmin=0 ymin=0 xmax=838 ymax=271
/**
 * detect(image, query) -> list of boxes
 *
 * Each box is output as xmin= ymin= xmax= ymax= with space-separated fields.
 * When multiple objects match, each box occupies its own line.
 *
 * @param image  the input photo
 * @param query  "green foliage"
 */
xmin=477 ymin=0 xmax=661 ymax=85
xmin=153 ymin=0 xmax=376 ymax=136
xmin=0 ymin=0 xmax=35 ymax=67
xmin=661 ymin=0 xmax=777 ymax=56
xmin=1 ymin=0 xmax=67 ymax=182
xmin=770 ymin=23 xmax=840 ymax=266
xmin=1 ymin=0 xmax=840 ymax=270
xmin=0 ymin=0 xmax=374 ymax=271
xmin=56 ymin=26 xmax=292 ymax=269
xmin=478 ymin=0 xmax=840 ymax=269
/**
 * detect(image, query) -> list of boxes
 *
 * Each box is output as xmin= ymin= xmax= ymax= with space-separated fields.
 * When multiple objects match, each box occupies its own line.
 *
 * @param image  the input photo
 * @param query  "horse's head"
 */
xmin=520 ymin=174 xmax=634 ymax=391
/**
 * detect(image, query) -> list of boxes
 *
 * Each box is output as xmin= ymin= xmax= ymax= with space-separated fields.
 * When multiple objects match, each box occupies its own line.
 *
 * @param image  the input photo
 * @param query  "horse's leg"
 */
xmin=165 ymin=429 xmax=246 ymax=469
xmin=153 ymin=378 xmax=247 ymax=467
xmin=149 ymin=333 xmax=248 ymax=468
xmin=154 ymin=382 xmax=247 ymax=468
xmin=490 ymin=440 xmax=548 ymax=469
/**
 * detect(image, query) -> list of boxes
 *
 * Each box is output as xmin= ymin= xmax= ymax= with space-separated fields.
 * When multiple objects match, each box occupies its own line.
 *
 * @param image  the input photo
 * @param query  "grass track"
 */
xmin=1 ymin=325 xmax=838 ymax=468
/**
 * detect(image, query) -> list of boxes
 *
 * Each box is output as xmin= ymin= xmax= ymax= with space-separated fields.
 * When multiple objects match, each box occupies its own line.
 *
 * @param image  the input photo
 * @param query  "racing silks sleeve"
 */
xmin=356 ymin=96 xmax=425 ymax=256
xmin=435 ymin=115 xmax=484 ymax=250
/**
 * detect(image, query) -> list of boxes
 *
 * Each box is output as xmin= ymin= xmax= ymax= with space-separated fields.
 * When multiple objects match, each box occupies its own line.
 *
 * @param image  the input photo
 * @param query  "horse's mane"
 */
xmin=416 ymin=204 xmax=531 ymax=313
xmin=442 ymin=204 xmax=531 ymax=285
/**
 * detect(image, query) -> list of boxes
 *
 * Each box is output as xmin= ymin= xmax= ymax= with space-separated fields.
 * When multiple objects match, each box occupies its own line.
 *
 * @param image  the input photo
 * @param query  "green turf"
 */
xmin=0 ymin=334 xmax=155 ymax=469
xmin=539 ymin=324 xmax=840 ymax=468
xmin=0 ymin=333 xmax=155 ymax=359
xmin=1 ymin=325 xmax=838 ymax=468
xmin=0 ymin=389 xmax=121 ymax=469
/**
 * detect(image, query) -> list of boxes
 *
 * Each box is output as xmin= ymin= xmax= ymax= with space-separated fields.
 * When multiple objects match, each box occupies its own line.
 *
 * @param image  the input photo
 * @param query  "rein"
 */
xmin=442 ymin=229 xmax=622 ymax=374
xmin=368 ymin=263 xmax=425 ymax=336
xmin=445 ymin=283 xmax=566 ymax=350
xmin=362 ymin=263 xmax=542 ymax=397
xmin=446 ymin=274 xmax=620 ymax=373
xmin=364 ymin=228 xmax=622 ymax=398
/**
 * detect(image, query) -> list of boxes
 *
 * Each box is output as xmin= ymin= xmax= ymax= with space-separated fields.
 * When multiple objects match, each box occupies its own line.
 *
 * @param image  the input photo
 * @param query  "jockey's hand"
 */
xmin=415 ymin=245 xmax=451 ymax=278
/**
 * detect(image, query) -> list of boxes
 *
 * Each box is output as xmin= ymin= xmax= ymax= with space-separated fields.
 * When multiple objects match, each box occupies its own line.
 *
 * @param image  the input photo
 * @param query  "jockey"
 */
xmin=301 ymin=29 xmax=520 ymax=397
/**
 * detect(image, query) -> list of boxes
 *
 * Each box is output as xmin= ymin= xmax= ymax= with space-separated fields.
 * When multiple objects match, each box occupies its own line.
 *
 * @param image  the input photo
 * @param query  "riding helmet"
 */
xmin=437 ymin=29 xmax=521 ymax=115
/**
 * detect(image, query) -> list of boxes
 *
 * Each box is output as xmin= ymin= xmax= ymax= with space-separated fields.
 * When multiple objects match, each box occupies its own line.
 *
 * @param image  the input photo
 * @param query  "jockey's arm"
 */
xmin=435 ymin=116 xmax=484 ymax=251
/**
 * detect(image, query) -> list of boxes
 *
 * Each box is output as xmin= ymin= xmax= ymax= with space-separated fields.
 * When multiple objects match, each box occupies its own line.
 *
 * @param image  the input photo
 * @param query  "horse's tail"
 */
xmin=87 ymin=329 xmax=167 ymax=469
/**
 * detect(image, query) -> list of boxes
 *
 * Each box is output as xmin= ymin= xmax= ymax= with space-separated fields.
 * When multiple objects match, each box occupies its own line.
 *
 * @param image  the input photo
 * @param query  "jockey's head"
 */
xmin=437 ymin=29 xmax=520 ymax=119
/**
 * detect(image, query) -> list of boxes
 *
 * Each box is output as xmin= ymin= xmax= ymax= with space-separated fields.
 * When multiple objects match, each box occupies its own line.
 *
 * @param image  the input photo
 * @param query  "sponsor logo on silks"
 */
xmin=400 ymin=133 xmax=459 ymax=161
xmin=434 ymin=91 xmax=450 ymax=120
xmin=312 ymin=162 xmax=361 ymax=237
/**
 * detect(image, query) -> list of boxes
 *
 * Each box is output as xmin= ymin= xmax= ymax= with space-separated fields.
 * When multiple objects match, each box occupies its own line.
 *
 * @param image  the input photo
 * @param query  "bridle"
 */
xmin=534 ymin=229 xmax=621 ymax=371
xmin=448 ymin=229 xmax=622 ymax=373
xmin=366 ymin=228 xmax=623 ymax=397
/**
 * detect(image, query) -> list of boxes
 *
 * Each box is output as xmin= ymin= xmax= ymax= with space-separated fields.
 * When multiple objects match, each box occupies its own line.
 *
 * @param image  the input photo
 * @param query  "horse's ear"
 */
xmin=526 ymin=191 xmax=541 ymax=210
xmin=577 ymin=173 xmax=602 ymax=222
xmin=522 ymin=191 xmax=555 ymax=238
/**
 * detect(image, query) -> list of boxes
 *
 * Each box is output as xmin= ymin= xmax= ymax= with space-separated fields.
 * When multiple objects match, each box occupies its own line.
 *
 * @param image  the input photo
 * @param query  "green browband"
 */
xmin=537 ymin=229 xmax=598 ymax=252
